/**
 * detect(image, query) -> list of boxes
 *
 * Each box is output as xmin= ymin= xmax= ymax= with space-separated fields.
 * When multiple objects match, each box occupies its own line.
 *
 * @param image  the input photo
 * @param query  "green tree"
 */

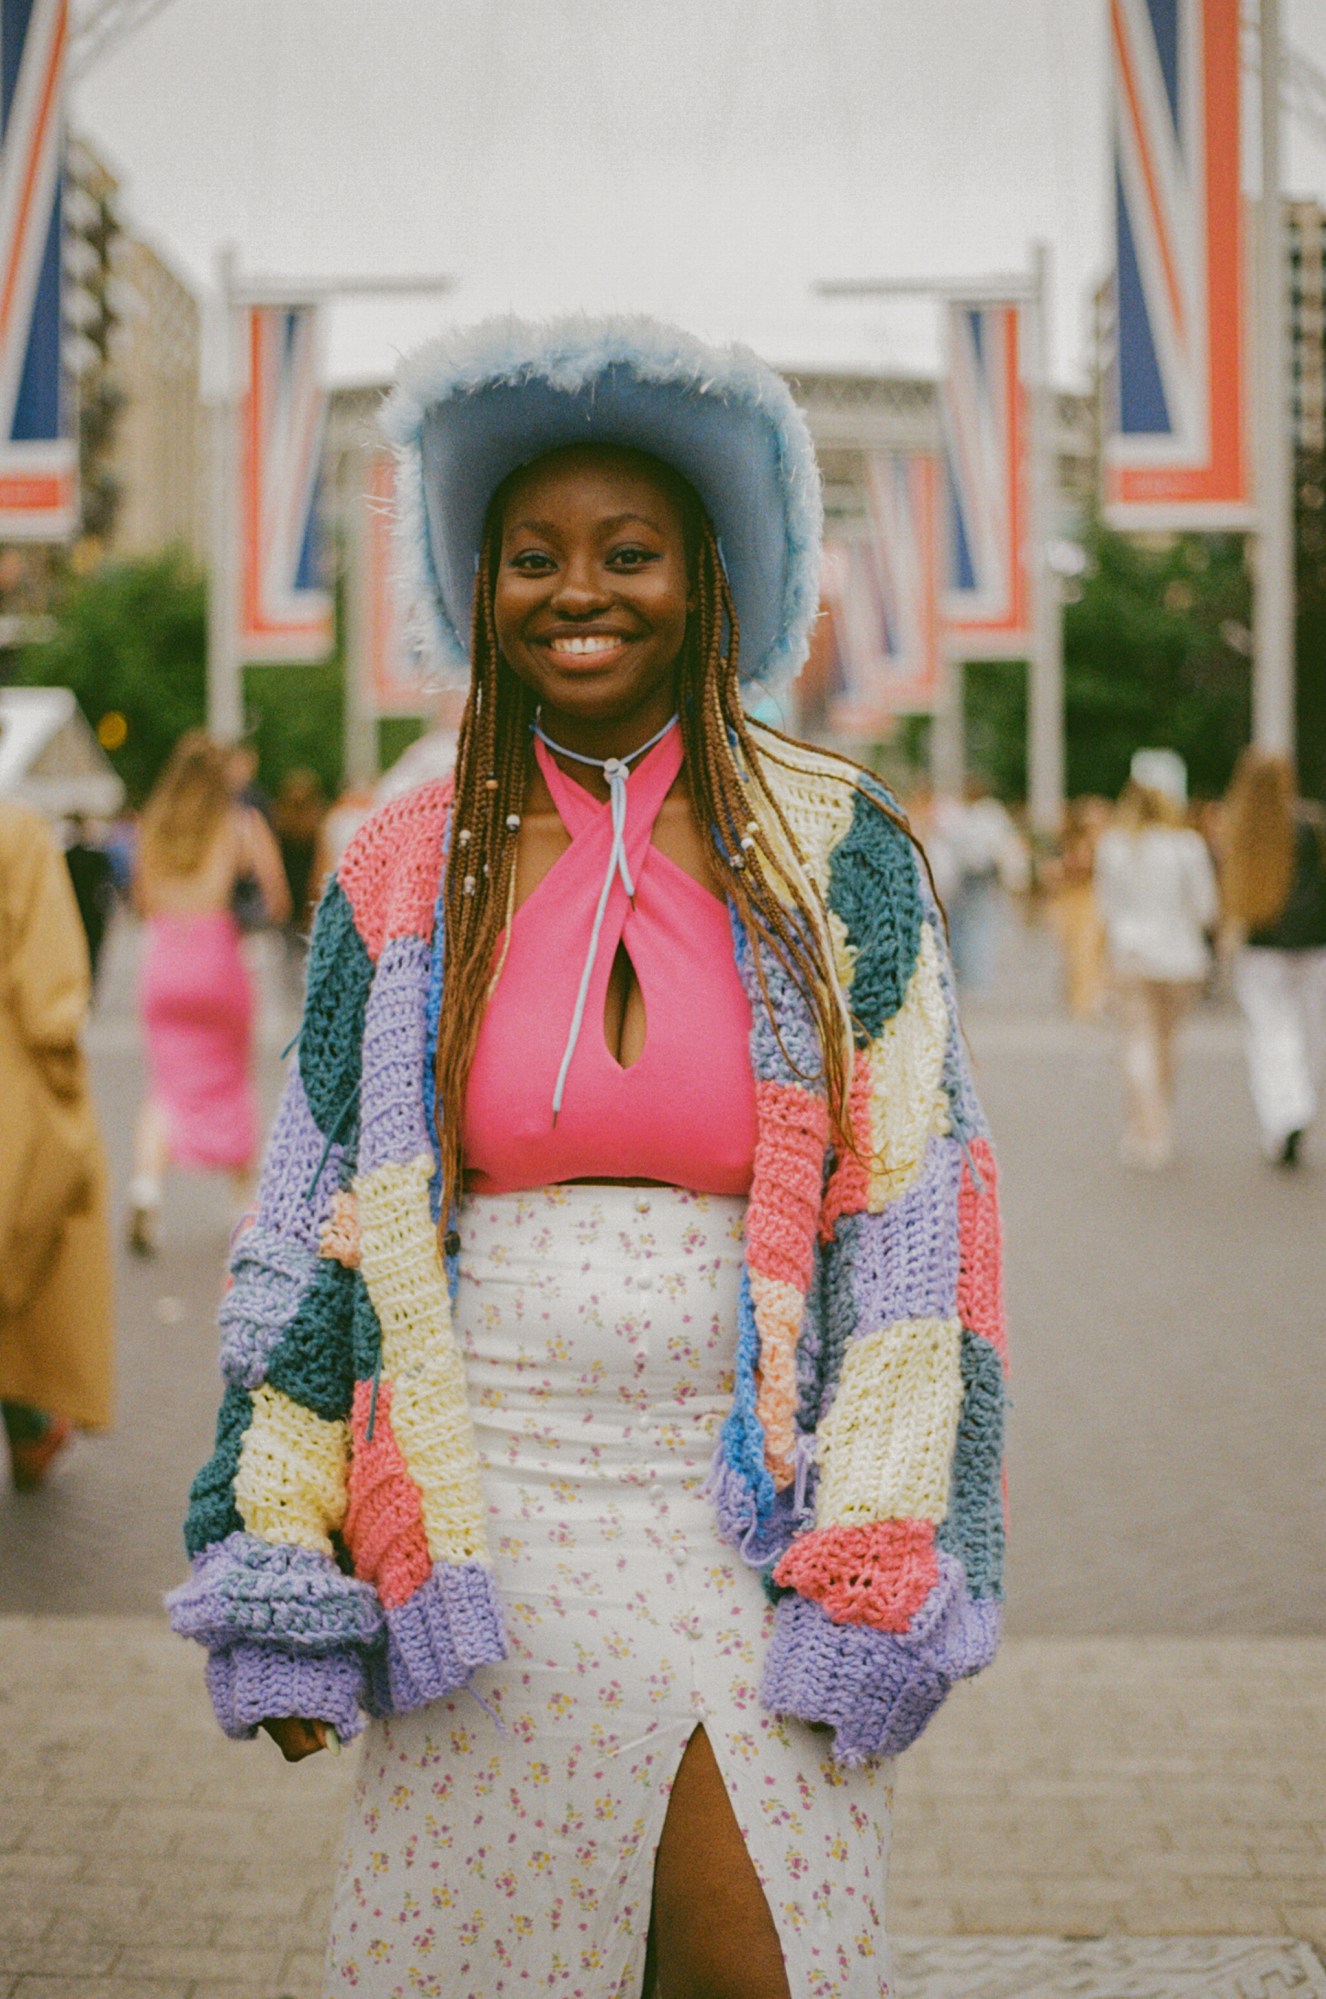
xmin=14 ymin=549 xmax=206 ymax=806
xmin=961 ymin=521 xmax=1255 ymax=803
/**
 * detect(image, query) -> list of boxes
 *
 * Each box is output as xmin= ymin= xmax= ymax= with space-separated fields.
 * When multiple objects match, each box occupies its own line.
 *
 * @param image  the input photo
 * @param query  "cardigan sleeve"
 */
xmin=760 ymin=789 xmax=1007 ymax=1765
xmin=167 ymin=873 xmax=384 ymax=1741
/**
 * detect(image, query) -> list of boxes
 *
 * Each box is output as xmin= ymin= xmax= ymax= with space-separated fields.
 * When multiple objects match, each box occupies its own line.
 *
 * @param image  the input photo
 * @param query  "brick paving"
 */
xmin=1 ymin=1620 xmax=1322 ymax=1996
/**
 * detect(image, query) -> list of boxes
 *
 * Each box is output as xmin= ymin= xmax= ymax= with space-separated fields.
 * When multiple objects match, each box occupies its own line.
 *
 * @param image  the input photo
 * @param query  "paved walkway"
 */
xmin=1 ymin=1620 xmax=1322 ymax=1997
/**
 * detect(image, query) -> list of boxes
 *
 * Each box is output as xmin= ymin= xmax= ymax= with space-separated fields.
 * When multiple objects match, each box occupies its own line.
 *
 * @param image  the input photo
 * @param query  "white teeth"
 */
xmin=548 ymin=634 xmax=622 ymax=655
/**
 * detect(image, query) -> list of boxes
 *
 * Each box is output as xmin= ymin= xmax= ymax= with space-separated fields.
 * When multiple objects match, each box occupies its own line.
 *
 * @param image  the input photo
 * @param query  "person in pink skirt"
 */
xmin=128 ymin=732 xmax=290 ymax=1253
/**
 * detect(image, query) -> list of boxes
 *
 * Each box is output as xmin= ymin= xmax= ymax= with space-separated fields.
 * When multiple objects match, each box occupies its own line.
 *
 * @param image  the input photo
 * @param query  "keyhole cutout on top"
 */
xmin=602 ymin=936 xmax=647 ymax=1070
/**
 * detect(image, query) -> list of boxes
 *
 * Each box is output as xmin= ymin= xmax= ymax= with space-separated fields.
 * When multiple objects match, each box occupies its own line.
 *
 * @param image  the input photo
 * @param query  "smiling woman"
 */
xmin=170 ymin=316 xmax=1008 ymax=1999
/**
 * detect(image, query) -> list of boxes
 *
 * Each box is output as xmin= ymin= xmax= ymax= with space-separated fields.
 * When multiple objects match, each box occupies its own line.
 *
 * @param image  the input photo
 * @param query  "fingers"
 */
xmin=260 ymin=1716 xmax=328 ymax=1761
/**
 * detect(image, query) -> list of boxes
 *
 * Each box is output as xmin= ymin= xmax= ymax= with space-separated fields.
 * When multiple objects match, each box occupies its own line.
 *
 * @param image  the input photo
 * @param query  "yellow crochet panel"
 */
xmin=235 ymin=1382 xmax=350 ymax=1557
xmin=862 ymin=921 xmax=951 ymax=1209
xmin=814 ymin=1315 xmax=964 ymax=1527
xmin=356 ymin=1153 xmax=490 ymax=1567
xmin=755 ymin=745 xmax=856 ymax=903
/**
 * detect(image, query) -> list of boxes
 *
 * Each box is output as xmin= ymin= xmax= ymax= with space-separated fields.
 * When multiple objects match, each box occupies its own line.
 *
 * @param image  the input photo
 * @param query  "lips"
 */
xmin=540 ymin=632 xmax=633 ymax=667
xmin=543 ymin=633 xmax=629 ymax=656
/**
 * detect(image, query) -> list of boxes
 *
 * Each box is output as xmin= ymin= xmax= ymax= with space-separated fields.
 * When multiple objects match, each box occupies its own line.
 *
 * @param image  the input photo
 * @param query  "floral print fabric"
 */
xmin=326 ymin=1186 xmax=893 ymax=1997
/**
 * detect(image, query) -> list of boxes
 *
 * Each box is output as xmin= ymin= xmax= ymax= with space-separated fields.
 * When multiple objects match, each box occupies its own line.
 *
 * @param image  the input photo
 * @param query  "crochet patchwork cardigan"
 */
xmin=169 ymin=741 xmax=1007 ymax=1767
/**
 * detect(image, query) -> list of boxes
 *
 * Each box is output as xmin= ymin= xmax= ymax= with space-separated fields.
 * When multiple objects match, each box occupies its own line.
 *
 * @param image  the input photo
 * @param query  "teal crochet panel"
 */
xmin=827 ymin=787 xmax=924 ymax=1046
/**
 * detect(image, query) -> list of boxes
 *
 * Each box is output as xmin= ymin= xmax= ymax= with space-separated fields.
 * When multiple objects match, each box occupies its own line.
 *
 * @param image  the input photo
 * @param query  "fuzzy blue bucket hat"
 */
xmin=380 ymin=314 xmax=824 ymax=689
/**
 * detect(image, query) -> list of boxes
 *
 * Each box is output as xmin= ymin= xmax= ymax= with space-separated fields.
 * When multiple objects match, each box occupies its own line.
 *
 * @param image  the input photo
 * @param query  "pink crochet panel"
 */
xmin=338 ymin=775 xmax=454 ymax=966
xmin=746 ymin=1080 xmax=829 ymax=1291
xmin=344 ymin=1378 xmax=433 ymax=1610
xmin=773 ymin=1519 xmax=940 ymax=1630
xmin=819 ymin=1049 xmax=873 ymax=1238
xmin=958 ymin=1137 xmax=1006 ymax=1368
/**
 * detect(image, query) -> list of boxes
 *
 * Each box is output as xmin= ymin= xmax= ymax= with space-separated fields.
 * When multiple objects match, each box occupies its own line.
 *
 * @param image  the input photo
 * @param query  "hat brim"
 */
xmin=382 ymin=316 xmax=823 ymax=689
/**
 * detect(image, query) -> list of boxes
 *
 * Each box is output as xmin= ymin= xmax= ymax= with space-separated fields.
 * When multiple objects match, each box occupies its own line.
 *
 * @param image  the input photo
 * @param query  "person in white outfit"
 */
xmin=1219 ymin=749 xmax=1326 ymax=1166
xmin=1094 ymin=751 xmax=1219 ymax=1168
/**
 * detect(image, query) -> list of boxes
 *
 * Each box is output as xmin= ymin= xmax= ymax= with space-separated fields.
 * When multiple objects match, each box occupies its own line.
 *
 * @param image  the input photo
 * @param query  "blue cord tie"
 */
xmin=531 ymin=712 xmax=679 ymax=1123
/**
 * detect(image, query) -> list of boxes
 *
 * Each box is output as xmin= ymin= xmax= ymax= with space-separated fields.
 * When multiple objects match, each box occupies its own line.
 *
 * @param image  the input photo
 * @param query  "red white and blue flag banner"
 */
xmin=820 ymin=451 xmax=944 ymax=736
xmin=0 ymin=0 xmax=75 ymax=540
xmin=238 ymin=303 xmax=333 ymax=661
xmin=359 ymin=450 xmax=431 ymax=715
xmin=1104 ymin=0 xmax=1250 ymax=527
xmin=940 ymin=300 xmax=1031 ymax=657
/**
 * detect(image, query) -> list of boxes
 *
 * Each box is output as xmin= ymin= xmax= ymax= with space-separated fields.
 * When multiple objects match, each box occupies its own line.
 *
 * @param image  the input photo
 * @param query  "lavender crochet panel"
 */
xmin=205 ymin=1642 xmax=367 ymax=1743
xmin=761 ymin=1550 xmax=1001 ymax=1765
xmin=166 ymin=1531 xmax=383 ymax=1653
xmin=729 ymin=903 xmax=825 ymax=1089
xmin=357 ymin=933 xmax=435 ymax=1176
xmin=219 ymin=1067 xmax=345 ymax=1388
xmin=818 ymin=1138 xmax=962 ymax=1404
xmin=370 ymin=1561 xmax=508 ymax=1716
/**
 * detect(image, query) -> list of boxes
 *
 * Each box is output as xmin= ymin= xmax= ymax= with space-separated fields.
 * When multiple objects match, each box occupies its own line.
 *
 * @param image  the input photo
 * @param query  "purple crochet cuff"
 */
xmin=369 ymin=1560 xmax=507 ymax=1716
xmin=166 ymin=1532 xmax=384 ymax=1652
xmin=204 ymin=1640 xmax=368 ymax=1742
xmin=762 ymin=1554 xmax=1001 ymax=1765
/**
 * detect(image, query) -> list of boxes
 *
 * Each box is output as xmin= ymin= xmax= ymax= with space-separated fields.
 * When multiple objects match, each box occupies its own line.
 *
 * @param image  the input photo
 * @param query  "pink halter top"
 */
xmin=463 ymin=726 xmax=757 ymax=1195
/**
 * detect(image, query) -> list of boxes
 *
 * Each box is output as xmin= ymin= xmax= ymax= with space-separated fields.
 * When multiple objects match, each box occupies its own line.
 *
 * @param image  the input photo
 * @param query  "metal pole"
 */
xmin=1253 ymin=0 xmax=1296 ymax=757
xmin=1026 ymin=240 xmax=1065 ymax=836
xmin=930 ymin=654 xmax=965 ymax=795
xmin=205 ymin=243 xmax=243 ymax=742
xmin=342 ymin=445 xmax=378 ymax=790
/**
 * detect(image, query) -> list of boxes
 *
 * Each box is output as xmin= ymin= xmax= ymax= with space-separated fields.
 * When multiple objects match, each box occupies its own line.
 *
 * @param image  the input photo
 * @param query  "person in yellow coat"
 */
xmin=0 ymin=798 xmax=115 ymax=1488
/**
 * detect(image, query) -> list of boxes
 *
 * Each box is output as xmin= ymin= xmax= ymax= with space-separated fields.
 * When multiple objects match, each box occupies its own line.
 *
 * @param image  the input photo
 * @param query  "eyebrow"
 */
xmin=505 ymin=511 xmax=665 ymax=540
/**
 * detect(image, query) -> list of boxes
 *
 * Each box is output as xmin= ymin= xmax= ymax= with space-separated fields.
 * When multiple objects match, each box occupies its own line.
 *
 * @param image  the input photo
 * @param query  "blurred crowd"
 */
xmin=1 ymin=713 xmax=1322 ymax=1492
xmin=909 ymin=746 xmax=1326 ymax=1176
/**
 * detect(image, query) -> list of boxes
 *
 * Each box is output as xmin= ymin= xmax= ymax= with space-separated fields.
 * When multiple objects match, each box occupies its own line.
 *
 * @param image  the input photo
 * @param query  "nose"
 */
xmin=549 ymin=551 xmax=611 ymax=618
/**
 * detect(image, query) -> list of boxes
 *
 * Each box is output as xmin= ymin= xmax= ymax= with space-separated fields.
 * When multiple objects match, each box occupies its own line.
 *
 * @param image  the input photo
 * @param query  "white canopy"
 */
xmin=0 ymin=687 xmax=126 ymax=820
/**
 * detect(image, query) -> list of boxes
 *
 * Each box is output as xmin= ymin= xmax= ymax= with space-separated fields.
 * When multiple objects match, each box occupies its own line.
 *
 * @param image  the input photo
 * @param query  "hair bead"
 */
xmin=505 ymin=813 xmax=521 ymax=831
xmin=462 ymin=874 xmax=477 ymax=895
xmin=457 ymin=827 xmax=472 ymax=846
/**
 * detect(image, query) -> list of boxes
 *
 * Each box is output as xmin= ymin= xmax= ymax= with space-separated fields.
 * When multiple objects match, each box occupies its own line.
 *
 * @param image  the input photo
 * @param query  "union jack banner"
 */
xmin=941 ymin=301 xmax=1031 ymax=656
xmin=820 ymin=451 xmax=944 ymax=736
xmin=238 ymin=304 xmax=333 ymax=661
xmin=358 ymin=450 xmax=431 ymax=715
xmin=1105 ymin=0 xmax=1250 ymax=527
xmin=0 ymin=0 xmax=75 ymax=539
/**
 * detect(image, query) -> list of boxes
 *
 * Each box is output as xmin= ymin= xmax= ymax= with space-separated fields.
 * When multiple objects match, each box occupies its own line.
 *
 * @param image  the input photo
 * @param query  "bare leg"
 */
xmin=131 ymin=1099 xmax=169 ymax=1190
xmin=647 ymin=1726 xmax=790 ymax=1999
xmin=127 ymin=1101 xmax=168 ymax=1253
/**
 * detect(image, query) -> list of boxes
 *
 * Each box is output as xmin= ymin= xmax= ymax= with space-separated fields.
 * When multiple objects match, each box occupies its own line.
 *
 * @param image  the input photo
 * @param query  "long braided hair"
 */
xmin=434 ymin=474 xmax=915 ymax=1224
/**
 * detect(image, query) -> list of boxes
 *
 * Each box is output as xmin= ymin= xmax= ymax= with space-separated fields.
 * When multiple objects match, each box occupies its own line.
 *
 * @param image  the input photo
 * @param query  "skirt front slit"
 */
xmin=326 ymin=1185 xmax=894 ymax=1998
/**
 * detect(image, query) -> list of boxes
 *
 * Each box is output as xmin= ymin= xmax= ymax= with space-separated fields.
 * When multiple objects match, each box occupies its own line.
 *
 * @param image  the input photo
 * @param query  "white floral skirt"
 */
xmin=326 ymin=1185 xmax=893 ymax=1998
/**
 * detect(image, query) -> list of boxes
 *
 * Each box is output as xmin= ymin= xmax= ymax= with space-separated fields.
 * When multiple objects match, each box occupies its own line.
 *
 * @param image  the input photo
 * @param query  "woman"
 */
xmin=1047 ymin=796 xmax=1110 ymax=1021
xmin=128 ymin=732 xmax=290 ymax=1253
xmin=0 ymin=800 xmax=114 ymax=1487
xmin=170 ymin=319 xmax=1007 ymax=1998
xmin=1220 ymin=749 xmax=1326 ymax=1166
xmin=1094 ymin=750 xmax=1218 ymax=1169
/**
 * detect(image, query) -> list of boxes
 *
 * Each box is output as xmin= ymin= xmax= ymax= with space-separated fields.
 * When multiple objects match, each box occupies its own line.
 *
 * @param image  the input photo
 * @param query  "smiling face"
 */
xmin=491 ymin=444 xmax=694 ymax=739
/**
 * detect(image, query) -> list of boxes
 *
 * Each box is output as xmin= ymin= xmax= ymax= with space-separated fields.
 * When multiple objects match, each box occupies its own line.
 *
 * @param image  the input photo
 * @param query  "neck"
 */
xmin=536 ymin=681 xmax=680 ymax=767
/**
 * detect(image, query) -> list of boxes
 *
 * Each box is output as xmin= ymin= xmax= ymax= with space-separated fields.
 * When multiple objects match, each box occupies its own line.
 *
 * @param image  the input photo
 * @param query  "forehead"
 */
xmin=499 ymin=444 xmax=688 ymax=534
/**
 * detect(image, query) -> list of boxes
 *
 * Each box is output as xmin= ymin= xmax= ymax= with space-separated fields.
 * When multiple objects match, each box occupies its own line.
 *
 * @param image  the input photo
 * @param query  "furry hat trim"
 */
xmin=381 ymin=314 xmax=823 ymax=689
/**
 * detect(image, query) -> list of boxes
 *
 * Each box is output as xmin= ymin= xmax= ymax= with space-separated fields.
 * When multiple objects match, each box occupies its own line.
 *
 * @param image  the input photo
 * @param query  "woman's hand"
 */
xmin=261 ymin=1716 xmax=332 ymax=1761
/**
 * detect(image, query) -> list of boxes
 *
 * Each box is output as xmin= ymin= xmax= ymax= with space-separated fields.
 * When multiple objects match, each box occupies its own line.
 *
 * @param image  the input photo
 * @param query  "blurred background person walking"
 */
xmin=931 ymin=778 xmax=1029 ymax=995
xmin=0 ymin=801 xmax=114 ymax=1490
xmin=1046 ymin=796 xmax=1110 ymax=1020
xmin=271 ymin=767 xmax=327 ymax=993
xmin=61 ymin=814 xmax=118 ymax=994
xmin=127 ymin=732 xmax=289 ymax=1254
xmin=1095 ymin=751 xmax=1218 ymax=1169
xmin=1220 ymin=750 xmax=1326 ymax=1168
